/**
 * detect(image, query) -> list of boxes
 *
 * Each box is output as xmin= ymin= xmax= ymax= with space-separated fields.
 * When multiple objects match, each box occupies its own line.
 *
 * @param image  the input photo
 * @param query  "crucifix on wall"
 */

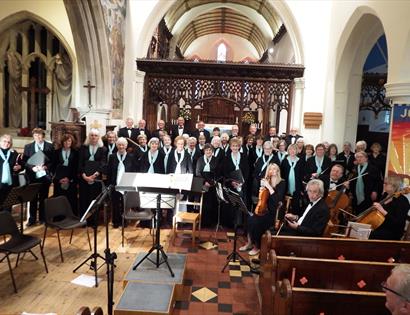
xmin=83 ymin=80 xmax=96 ymax=108
xmin=20 ymin=77 xmax=50 ymax=129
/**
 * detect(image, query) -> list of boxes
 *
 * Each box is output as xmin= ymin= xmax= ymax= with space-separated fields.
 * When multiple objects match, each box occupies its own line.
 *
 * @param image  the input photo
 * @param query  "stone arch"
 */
xmin=333 ymin=7 xmax=386 ymax=146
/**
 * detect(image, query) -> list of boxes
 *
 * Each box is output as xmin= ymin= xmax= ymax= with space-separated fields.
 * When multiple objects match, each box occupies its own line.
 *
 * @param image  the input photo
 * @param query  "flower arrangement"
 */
xmin=18 ymin=127 xmax=31 ymax=137
xmin=242 ymin=111 xmax=255 ymax=124
xmin=179 ymin=108 xmax=191 ymax=121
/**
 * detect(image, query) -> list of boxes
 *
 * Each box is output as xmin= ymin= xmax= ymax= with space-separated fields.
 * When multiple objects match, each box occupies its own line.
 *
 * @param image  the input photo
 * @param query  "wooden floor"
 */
xmin=0 ymin=222 xmax=260 ymax=315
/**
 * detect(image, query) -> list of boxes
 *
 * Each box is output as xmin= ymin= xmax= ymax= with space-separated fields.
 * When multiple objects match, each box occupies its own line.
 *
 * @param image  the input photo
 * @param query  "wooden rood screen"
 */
xmin=136 ymin=59 xmax=304 ymax=135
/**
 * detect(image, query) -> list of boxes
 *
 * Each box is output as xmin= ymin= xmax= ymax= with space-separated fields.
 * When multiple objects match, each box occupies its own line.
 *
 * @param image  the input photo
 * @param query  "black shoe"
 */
xmin=112 ymin=224 xmax=119 ymax=229
xmin=26 ymin=221 xmax=36 ymax=227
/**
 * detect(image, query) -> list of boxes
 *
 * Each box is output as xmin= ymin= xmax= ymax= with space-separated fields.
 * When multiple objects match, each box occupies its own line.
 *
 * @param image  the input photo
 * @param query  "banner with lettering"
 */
xmin=387 ymin=104 xmax=410 ymax=185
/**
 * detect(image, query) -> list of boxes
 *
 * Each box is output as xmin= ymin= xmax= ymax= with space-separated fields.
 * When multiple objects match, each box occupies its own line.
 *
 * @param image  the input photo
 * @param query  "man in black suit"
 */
xmin=135 ymin=119 xmax=151 ymax=140
xmin=285 ymin=127 xmax=302 ymax=146
xmin=281 ymin=179 xmax=329 ymax=236
xmin=191 ymin=121 xmax=211 ymax=143
xmin=264 ymin=126 xmax=278 ymax=143
xmin=23 ymin=128 xmax=54 ymax=226
xmin=171 ymin=116 xmax=190 ymax=141
xmin=322 ymin=164 xmax=346 ymax=195
xmin=230 ymin=124 xmax=240 ymax=139
xmin=117 ymin=117 xmax=139 ymax=147
xmin=151 ymin=119 xmax=166 ymax=139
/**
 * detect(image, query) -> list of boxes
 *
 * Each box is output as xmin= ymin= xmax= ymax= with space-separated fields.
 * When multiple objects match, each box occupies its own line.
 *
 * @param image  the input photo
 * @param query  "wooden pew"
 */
xmin=273 ymin=279 xmax=389 ymax=315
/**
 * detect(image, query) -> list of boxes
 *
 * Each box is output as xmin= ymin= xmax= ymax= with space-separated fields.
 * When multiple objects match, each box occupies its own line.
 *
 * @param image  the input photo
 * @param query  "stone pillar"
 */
xmin=21 ymin=69 xmax=29 ymax=128
xmin=292 ymin=77 xmax=305 ymax=133
xmin=34 ymin=25 xmax=41 ymax=54
xmin=128 ymin=70 xmax=145 ymax=121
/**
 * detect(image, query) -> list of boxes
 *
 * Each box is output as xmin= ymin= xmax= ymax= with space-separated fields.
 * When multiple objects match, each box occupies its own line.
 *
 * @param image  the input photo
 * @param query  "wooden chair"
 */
xmin=0 ymin=211 xmax=48 ymax=293
xmin=172 ymin=192 xmax=204 ymax=246
xmin=43 ymin=196 xmax=91 ymax=262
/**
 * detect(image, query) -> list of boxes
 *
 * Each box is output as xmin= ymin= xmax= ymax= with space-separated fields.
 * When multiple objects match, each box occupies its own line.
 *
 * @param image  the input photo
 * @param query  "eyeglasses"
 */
xmin=381 ymin=281 xmax=410 ymax=302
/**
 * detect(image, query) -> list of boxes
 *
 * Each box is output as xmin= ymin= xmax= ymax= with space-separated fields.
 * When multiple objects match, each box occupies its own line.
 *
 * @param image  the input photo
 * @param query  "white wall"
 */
xmin=184 ymin=33 xmax=259 ymax=61
xmin=269 ymin=32 xmax=295 ymax=64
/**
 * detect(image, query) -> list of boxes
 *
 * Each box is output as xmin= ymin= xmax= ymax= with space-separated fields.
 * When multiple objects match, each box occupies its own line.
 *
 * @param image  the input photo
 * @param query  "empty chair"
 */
xmin=43 ymin=196 xmax=91 ymax=262
xmin=0 ymin=211 xmax=48 ymax=293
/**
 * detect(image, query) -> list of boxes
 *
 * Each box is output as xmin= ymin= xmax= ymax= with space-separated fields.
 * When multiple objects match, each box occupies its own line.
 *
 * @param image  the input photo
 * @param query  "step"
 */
xmin=123 ymin=252 xmax=187 ymax=300
xmin=114 ymin=282 xmax=175 ymax=315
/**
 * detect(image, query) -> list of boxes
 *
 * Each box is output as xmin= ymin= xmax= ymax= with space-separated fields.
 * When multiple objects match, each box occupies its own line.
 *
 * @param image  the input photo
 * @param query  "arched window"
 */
xmin=217 ymin=42 xmax=227 ymax=62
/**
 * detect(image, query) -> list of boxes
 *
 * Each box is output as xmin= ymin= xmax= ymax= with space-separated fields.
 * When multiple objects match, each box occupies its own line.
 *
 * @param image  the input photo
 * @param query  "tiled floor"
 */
xmin=169 ymin=230 xmax=260 ymax=315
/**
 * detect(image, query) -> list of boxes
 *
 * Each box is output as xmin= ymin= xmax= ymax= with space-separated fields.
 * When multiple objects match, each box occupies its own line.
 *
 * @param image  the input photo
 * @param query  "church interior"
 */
xmin=0 ymin=0 xmax=410 ymax=314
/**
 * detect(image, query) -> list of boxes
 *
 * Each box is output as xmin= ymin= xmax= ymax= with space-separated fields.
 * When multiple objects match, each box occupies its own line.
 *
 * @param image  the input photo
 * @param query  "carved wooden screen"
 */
xmin=138 ymin=59 xmax=304 ymax=134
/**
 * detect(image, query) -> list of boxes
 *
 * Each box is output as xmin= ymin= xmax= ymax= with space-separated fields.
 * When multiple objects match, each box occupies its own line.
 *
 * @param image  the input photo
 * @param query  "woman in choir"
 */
xmin=104 ymin=131 xmax=118 ymax=160
xmin=52 ymin=134 xmax=79 ymax=215
xmin=242 ymin=134 xmax=255 ymax=159
xmin=223 ymin=137 xmax=249 ymax=183
xmin=134 ymin=134 xmax=148 ymax=159
xmin=326 ymin=143 xmax=338 ymax=162
xmin=107 ymin=137 xmax=137 ymax=228
xmin=369 ymin=176 xmax=410 ymax=240
xmin=271 ymin=136 xmax=280 ymax=154
xmin=368 ymin=142 xmax=386 ymax=197
xmin=195 ymin=144 xmax=219 ymax=227
xmin=304 ymin=144 xmax=314 ymax=162
xmin=160 ymin=134 xmax=173 ymax=172
xmin=187 ymin=137 xmax=201 ymax=172
xmin=305 ymin=143 xmax=332 ymax=181
xmin=220 ymin=132 xmax=230 ymax=155
xmin=281 ymin=144 xmax=304 ymax=215
xmin=277 ymin=140 xmax=288 ymax=164
xmin=239 ymin=163 xmax=285 ymax=255
xmin=197 ymin=134 xmax=206 ymax=153
xmin=211 ymin=127 xmax=220 ymax=141
xmin=211 ymin=136 xmax=224 ymax=167
xmin=0 ymin=134 xmax=21 ymax=208
xmin=252 ymin=135 xmax=264 ymax=164
xmin=167 ymin=136 xmax=193 ymax=174
xmin=296 ymin=137 xmax=305 ymax=158
xmin=78 ymin=129 xmax=107 ymax=220
xmin=139 ymin=137 xmax=165 ymax=174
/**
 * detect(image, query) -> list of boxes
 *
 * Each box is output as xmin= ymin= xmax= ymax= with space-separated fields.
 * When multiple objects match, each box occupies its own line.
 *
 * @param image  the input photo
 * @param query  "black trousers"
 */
xmin=248 ymin=211 xmax=275 ymax=248
xmin=111 ymin=190 xmax=123 ymax=226
xmin=29 ymin=176 xmax=51 ymax=223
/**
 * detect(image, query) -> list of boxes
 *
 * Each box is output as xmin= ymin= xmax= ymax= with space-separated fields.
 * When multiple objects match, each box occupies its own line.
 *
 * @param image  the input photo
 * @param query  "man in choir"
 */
xmin=23 ymin=128 xmax=54 ymax=226
xmin=240 ymin=163 xmax=286 ymax=255
xmin=104 ymin=131 xmax=118 ymax=160
xmin=52 ymin=133 xmax=79 ymax=215
xmin=107 ymin=137 xmax=137 ymax=228
xmin=350 ymin=151 xmax=380 ymax=214
xmin=230 ymin=124 xmax=239 ymax=138
xmin=383 ymin=264 xmax=410 ymax=315
xmin=305 ymin=143 xmax=332 ymax=181
xmin=369 ymin=176 xmax=409 ymax=240
xmin=78 ymin=129 xmax=107 ymax=220
xmin=118 ymin=117 xmax=138 ymax=144
xmin=151 ymin=119 xmax=166 ymax=139
xmin=337 ymin=141 xmax=355 ymax=174
xmin=285 ymin=127 xmax=302 ymax=145
xmin=171 ymin=116 xmax=189 ymax=141
xmin=281 ymin=179 xmax=329 ymax=236
xmin=0 ymin=134 xmax=21 ymax=208
xmin=139 ymin=137 xmax=165 ymax=174
xmin=264 ymin=126 xmax=278 ymax=143
xmin=249 ymin=124 xmax=258 ymax=137
xmin=187 ymin=137 xmax=201 ymax=172
xmin=136 ymin=119 xmax=151 ymax=139
xmin=191 ymin=120 xmax=211 ymax=143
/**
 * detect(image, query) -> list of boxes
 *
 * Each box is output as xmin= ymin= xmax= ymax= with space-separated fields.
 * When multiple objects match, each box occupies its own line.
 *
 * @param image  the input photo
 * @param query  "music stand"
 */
xmin=0 ymin=183 xmax=42 ymax=234
xmin=221 ymin=187 xmax=253 ymax=273
xmin=208 ymin=182 xmax=227 ymax=245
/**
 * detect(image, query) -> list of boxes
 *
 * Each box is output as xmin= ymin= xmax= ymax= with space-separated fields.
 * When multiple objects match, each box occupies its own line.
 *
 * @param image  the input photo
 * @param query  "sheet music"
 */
xmin=117 ymin=172 xmax=194 ymax=192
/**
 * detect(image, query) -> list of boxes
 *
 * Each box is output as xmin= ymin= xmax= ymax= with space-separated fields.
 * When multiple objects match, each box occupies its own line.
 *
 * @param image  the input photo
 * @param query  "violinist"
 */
xmin=369 ymin=176 xmax=410 ymax=240
xmin=239 ymin=163 xmax=285 ymax=256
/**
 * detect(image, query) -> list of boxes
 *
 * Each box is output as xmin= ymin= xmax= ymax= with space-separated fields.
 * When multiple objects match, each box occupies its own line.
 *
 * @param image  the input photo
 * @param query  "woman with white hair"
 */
xmin=78 ymin=128 xmax=107 ymax=219
xmin=139 ymin=137 xmax=165 ymax=174
xmin=107 ymin=137 xmax=137 ymax=228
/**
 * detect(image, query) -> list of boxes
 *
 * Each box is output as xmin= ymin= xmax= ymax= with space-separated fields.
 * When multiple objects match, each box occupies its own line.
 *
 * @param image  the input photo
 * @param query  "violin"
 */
xmin=353 ymin=186 xmax=410 ymax=230
xmin=254 ymin=187 xmax=270 ymax=216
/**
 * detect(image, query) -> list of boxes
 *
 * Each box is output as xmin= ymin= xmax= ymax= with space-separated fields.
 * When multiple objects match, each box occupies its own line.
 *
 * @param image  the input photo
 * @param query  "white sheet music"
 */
xmin=116 ymin=172 xmax=193 ymax=191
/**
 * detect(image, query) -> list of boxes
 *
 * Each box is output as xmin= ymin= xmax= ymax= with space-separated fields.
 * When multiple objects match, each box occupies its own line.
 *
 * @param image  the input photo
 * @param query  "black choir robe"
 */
xmin=191 ymin=129 xmax=211 ymax=144
xmin=187 ymin=147 xmax=201 ymax=174
xmin=170 ymin=125 xmax=190 ymax=141
xmin=0 ymin=149 xmax=20 ymax=207
xmin=138 ymin=150 xmax=165 ymax=174
xmin=304 ymin=155 xmax=332 ymax=181
xmin=336 ymin=151 xmax=355 ymax=174
xmin=252 ymin=154 xmax=280 ymax=196
xmin=166 ymin=149 xmax=193 ymax=174
xmin=280 ymin=157 xmax=305 ymax=215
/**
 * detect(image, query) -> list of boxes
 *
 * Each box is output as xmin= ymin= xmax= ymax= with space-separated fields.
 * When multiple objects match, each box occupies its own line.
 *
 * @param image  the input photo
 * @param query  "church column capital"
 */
xmin=385 ymin=82 xmax=410 ymax=103
xmin=294 ymin=77 xmax=305 ymax=89
xmin=135 ymin=70 xmax=145 ymax=82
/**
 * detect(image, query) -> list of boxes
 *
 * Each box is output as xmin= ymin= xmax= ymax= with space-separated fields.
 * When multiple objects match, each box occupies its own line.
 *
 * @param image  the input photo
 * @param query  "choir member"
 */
xmin=196 ymin=134 xmax=206 ymax=154
xmin=336 ymin=141 xmax=355 ymax=174
xmin=277 ymin=140 xmax=288 ymax=164
xmin=135 ymin=119 xmax=151 ymax=139
xmin=107 ymin=137 xmax=137 ymax=228
xmin=304 ymin=144 xmax=314 ymax=162
xmin=296 ymin=137 xmax=305 ymax=158
xmin=350 ymin=151 xmax=380 ymax=214
xmin=220 ymin=133 xmax=230 ymax=155
xmin=271 ymin=136 xmax=280 ymax=154
xmin=0 ymin=134 xmax=21 ymax=208
xmin=280 ymin=144 xmax=304 ymax=215
xmin=151 ymin=119 xmax=166 ymax=139
xmin=240 ymin=163 xmax=285 ymax=255
xmin=355 ymin=140 xmax=367 ymax=152
xmin=264 ymin=126 xmax=278 ymax=143
xmin=242 ymin=134 xmax=255 ymax=159
xmin=171 ymin=117 xmax=190 ymax=141
xmin=167 ymin=136 xmax=193 ymax=174
xmin=118 ymin=117 xmax=139 ymax=144
xmin=326 ymin=143 xmax=338 ymax=162
xmin=305 ymin=143 xmax=332 ymax=181
xmin=252 ymin=141 xmax=280 ymax=197
xmin=23 ymin=128 xmax=54 ymax=226
xmin=252 ymin=135 xmax=264 ymax=163
xmin=280 ymin=179 xmax=329 ymax=236
xmin=195 ymin=144 xmax=219 ymax=227
xmin=139 ymin=137 xmax=165 ymax=174
xmin=370 ymin=176 xmax=410 ymax=240
xmin=248 ymin=124 xmax=258 ymax=137
xmin=78 ymin=129 xmax=107 ymax=220
xmin=368 ymin=142 xmax=386 ymax=196
xmin=222 ymin=137 xmax=249 ymax=182
xmin=104 ymin=130 xmax=118 ymax=160
xmin=285 ymin=127 xmax=302 ymax=145
xmin=211 ymin=127 xmax=221 ymax=140
xmin=211 ymin=136 xmax=224 ymax=167
xmin=230 ymin=124 xmax=239 ymax=139
xmin=52 ymin=133 xmax=79 ymax=215
xmin=160 ymin=134 xmax=173 ymax=172
xmin=191 ymin=121 xmax=211 ymax=144
xmin=187 ymin=137 xmax=201 ymax=172
xmin=134 ymin=134 xmax=148 ymax=159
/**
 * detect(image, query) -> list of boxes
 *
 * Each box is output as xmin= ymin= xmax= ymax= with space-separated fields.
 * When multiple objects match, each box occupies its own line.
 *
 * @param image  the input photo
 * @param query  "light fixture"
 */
xmin=269 ymin=47 xmax=274 ymax=54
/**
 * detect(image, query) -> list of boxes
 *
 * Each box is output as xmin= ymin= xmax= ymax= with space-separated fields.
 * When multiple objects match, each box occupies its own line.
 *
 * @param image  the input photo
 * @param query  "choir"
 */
xmin=0 ymin=116 xmax=409 ymax=247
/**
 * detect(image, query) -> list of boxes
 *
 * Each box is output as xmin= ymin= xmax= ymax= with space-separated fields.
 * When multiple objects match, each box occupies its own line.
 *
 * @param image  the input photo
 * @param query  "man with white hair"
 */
xmin=136 ymin=119 xmax=151 ymax=139
xmin=383 ymin=264 xmax=410 ymax=315
xmin=280 ymin=179 xmax=329 ymax=236
xmin=118 ymin=117 xmax=138 ymax=143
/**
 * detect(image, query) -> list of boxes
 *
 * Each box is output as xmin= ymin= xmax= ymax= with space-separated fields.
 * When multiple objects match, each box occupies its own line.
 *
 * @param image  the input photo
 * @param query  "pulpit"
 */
xmin=50 ymin=121 xmax=86 ymax=149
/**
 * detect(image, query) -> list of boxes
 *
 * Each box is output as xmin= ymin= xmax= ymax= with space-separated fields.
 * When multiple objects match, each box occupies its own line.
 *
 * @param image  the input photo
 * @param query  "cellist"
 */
xmin=369 ymin=176 xmax=410 ymax=240
xmin=323 ymin=164 xmax=347 ymax=195
xmin=239 ymin=163 xmax=285 ymax=256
